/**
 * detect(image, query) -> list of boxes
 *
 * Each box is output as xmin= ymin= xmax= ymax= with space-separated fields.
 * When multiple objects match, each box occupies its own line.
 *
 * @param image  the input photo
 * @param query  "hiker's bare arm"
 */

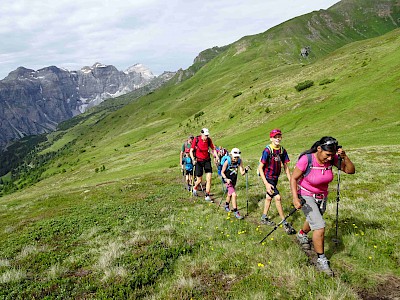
xmin=291 ymin=167 xmax=304 ymax=209
xmin=337 ymin=148 xmax=355 ymax=174
xmin=258 ymin=162 xmax=273 ymax=195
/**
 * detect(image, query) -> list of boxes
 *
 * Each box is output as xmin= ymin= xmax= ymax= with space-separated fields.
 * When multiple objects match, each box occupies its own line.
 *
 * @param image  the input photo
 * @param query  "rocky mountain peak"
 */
xmin=4 ymin=67 xmax=36 ymax=81
xmin=124 ymin=63 xmax=155 ymax=80
xmin=0 ymin=62 xmax=173 ymax=149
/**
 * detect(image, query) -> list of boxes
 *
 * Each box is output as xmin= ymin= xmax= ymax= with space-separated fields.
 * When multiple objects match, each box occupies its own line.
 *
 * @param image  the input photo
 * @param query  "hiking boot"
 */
xmin=316 ymin=256 xmax=334 ymax=277
xmin=234 ymin=211 xmax=244 ymax=220
xmin=283 ymin=222 xmax=296 ymax=235
xmin=205 ymin=195 xmax=213 ymax=202
xmin=297 ymin=232 xmax=311 ymax=250
xmin=261 ymin=217 xmax=275 ymax=226
xmin=224 ymin=204 xmax=231 ymax=212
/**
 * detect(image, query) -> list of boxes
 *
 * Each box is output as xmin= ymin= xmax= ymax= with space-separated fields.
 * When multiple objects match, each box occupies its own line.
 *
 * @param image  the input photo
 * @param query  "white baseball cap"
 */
xmin=201 ymin=128 xmax=210 ymax=135
xmin=230 ymin=148 xmax=241 ymax=158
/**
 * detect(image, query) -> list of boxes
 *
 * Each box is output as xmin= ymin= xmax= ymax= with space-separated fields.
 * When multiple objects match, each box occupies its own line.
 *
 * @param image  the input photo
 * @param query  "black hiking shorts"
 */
xmin=195 ymin=160 xmax=212 ymax=177
xmin=265 ymin=178 xmax=279 ymax=198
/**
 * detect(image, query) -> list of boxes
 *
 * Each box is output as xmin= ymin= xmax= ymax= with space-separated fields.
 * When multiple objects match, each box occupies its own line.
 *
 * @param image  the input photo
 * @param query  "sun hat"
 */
xmin=269 ymin=129 xmax=282 ymax=138
xmin=201 ymin=128 xmax=210 ymax=135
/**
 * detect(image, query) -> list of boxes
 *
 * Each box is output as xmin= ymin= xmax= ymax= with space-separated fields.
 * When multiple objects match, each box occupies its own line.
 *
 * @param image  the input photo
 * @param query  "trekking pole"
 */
xmin=332 ymin=156 xmax=343 ymax=244
xmin=259 ymin=199 xmax=305 ymax=244
xmin=191 ymin=164 xmax=196 ymax=198
xmin=245 ymin=166 xmax=251 ymax=216
xmin=181 ymin=168 xmax=187 ymax=191
xmin=216 ymin=177 xmax=227 ymax=211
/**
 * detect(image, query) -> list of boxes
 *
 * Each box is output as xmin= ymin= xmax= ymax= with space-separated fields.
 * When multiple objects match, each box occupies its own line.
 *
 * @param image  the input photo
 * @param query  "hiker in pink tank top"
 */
xmin=290 ymin=136 xmax=355 ymax=276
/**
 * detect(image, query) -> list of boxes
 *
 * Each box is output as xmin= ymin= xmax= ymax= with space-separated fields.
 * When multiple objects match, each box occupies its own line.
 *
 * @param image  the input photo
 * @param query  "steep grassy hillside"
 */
xmin=0 ymin=0 xmax=400 ymax=298
xmin=33 ymin=27 xmax=399 ymax=187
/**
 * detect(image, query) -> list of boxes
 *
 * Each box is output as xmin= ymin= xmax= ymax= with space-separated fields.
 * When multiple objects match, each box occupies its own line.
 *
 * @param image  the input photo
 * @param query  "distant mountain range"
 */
xmin=1 ymin=0 xmax=399 ymax=151
xmin=0 ymin=63 xmax=175 ymax=149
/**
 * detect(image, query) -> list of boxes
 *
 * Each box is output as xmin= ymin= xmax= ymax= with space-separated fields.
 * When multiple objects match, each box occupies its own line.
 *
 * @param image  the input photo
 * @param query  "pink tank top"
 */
xmin=296 ymin=153 xmax=338 ymax=197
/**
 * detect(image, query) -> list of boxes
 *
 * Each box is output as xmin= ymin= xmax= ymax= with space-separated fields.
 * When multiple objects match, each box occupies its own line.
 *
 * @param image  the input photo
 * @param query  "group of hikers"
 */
xmin=180 ymin=127 xmax=355 ymax=276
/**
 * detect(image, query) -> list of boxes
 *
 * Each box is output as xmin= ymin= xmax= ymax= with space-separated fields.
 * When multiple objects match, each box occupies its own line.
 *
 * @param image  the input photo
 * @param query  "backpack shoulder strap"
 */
xmin=279 ymin=146 xmax=286 ymax=163
xmin=303 ymin=153 xmax=313 ymax=177
xmin=303 ymin=153 xmax=333 ymax=177
xmin=265 ymin=145 xmax=273 ymax=164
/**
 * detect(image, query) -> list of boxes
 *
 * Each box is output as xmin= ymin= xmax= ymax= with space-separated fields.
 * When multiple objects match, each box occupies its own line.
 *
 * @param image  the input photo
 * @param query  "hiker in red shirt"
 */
xmin=190 ymin=128 xmax=219 ymax=202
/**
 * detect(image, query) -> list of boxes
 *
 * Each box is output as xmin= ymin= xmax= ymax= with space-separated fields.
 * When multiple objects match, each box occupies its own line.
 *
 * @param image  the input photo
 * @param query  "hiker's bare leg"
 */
xmin=263 ymin=195 xmax=272 ymax=215
xmin=302 ymin=221 xmax=311 ymax=233
xmin=226 ymin=194 xmax=231 ymax=204
xmin=231 ymin=192 xmax=238 ymax=209
xmin=274 ymin=194 xmax=285 ymax=219
xmin=206 ymin=172 xmax=212 ymax=194
xmin=312 ymin=228 xmax=325 ymax=253
xmin=195 ymin=176 xmax=202 ymax=190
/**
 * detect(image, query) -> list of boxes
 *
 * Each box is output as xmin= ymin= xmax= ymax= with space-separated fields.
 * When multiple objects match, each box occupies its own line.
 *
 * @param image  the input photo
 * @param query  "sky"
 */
xmin=0 ymin=0 xmax=340 ymax=80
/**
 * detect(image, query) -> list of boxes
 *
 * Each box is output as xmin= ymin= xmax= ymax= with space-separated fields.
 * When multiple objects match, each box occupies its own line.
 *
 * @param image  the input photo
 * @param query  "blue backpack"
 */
xmin=184 ymin=156 xmax=193 ymax=171
xmin=221 ymin=155 xmax=242 ymax=185
xmin=218 ymin=154 xmax=230 ymax=176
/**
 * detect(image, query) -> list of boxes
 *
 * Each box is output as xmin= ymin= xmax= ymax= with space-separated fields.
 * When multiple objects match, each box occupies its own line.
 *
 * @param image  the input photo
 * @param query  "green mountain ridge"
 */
xmin=1 ymin=0 xmax=400 ymax=298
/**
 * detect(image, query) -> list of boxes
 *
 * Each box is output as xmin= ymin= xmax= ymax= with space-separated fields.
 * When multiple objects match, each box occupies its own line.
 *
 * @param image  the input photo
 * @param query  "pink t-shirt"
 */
xmin=296 ymin=153 xmax=338 ymax=197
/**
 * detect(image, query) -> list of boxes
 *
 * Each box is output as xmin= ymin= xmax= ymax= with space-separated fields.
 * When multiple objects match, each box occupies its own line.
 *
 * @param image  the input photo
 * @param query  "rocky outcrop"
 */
xmin=0 ymin=63 xmax=162 ymax=149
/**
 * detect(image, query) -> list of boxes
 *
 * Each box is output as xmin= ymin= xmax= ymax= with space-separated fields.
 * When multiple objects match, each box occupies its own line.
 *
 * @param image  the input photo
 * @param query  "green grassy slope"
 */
xmin=0 ymin=1 xmax=400 ymax=298
xmin=37 ymin=27 xmax=399 ymax=185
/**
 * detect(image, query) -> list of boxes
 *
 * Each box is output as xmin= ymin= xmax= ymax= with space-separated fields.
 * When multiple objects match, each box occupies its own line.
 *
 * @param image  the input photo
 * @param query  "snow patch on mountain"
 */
xmin=124 ymin=63 xmax=155 ymax=80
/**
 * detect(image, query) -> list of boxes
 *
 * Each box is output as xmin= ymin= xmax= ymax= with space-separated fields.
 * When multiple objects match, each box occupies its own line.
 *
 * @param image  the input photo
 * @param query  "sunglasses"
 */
xmin=321 ymin=139 xmax=338 ymax=147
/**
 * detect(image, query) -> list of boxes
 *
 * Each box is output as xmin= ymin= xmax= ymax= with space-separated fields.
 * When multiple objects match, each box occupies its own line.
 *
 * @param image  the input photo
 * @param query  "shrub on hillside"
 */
xmin=319 ymin=78 xmax=335 ymax=86
xmin=194 ymin=111 xmax=204 ymax=119
xmin=232 ymin=92 xmax=242 ymax=98
xmin=295 ymin=80 xmax=314 ymax=92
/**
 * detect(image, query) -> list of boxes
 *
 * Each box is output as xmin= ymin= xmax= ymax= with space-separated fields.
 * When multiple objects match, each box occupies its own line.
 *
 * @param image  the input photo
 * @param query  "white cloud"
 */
xmin=0 ymin=0 xmax=339 ymax=79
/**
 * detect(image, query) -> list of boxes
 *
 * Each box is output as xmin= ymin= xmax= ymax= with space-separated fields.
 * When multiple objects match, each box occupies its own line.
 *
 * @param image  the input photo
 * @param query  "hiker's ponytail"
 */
xmin=298 ymin=136 xmax=337 ymax=159
xmin=299 ymin=140 xmax=320 ymax=159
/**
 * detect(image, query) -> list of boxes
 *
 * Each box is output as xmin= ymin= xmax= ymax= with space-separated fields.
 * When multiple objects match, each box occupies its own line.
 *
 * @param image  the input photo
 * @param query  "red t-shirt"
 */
xmin=191 ymin=136 xmax=214 ymax=161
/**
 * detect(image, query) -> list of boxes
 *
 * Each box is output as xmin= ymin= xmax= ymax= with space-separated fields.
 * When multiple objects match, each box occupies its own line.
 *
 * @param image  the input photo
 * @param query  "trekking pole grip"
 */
xmin=288 ymin=198 xmax=305 ymax=216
